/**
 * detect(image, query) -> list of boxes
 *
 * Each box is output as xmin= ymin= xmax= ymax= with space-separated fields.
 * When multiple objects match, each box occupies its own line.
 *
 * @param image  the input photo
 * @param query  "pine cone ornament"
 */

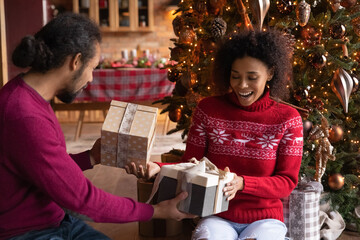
xmin=210 ymin=17 xmax=227 ymax=40
xmin=296 ymin=0 xmax=311 ymax=27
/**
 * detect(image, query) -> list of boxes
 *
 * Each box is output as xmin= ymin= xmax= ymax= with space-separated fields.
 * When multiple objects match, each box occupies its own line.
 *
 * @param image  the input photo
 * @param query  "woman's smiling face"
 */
xmin=230 ymin=56 xmax=273 ymax=106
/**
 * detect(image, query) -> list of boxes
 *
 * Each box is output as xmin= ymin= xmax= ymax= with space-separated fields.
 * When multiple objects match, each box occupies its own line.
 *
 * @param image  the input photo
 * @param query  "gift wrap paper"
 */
xmin=282 ymin=181 xmax=323 ymax=240
xmin=149 ymin=158 xmax=234 ymax=217
xmin=101 ymin=100 xmax=157 ymax=168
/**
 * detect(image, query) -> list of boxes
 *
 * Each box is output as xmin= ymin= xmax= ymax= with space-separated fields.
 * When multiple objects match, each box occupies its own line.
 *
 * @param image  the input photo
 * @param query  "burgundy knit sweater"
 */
xmin=0 ymin=75 xmax=154 ymax=239
xmin=179 ymin=90 xmax=303 ymax=224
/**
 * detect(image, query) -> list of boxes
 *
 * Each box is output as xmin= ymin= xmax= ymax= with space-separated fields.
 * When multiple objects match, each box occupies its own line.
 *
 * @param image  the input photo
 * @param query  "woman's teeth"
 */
xmin=238 ymin=92 xmax=253 ymax=97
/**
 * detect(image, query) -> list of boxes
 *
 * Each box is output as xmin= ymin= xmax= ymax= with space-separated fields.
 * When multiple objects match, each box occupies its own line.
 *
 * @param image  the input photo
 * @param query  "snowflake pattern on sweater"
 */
xmin=188 ymin=107 xmax=303 ymax=161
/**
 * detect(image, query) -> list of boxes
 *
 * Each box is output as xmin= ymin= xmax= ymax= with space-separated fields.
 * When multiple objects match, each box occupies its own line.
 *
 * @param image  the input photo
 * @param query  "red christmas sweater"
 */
xmin=180 ymin=91 xmax=303 ymax=224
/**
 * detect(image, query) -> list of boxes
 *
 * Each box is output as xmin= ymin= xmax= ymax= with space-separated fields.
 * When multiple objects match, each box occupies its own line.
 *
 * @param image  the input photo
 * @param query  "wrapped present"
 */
xmin=137 ymin=179 xmax=182 ymax=237
xmin=161 ymin=149 xmax=185 ymax=163
xmin=281 ymin=180 xmax=323 ymax=240
xmin=148 ymin=157 xmax=234 ymax=217
xmin=101 ymin=100 xmax=157 ymax=168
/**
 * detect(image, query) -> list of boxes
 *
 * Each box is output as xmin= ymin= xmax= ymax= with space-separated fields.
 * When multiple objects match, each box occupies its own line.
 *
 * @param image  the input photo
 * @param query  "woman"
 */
xmin=127 ymin=29 xmax=303 ymax=239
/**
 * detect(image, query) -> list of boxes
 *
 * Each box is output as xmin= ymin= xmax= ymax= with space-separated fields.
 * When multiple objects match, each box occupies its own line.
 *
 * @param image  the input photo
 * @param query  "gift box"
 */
xmin=101 ymin=100 xmax=157 ymax=168
xmin=149 ymin=158 xmax=234 ymax=217
xmin=281 ymin=181 xmax=323 ymax=240
xmin=137 ymin=179 xmax=182 ymax=237
xmin=161 ymin=149 xmax=185 ymax=163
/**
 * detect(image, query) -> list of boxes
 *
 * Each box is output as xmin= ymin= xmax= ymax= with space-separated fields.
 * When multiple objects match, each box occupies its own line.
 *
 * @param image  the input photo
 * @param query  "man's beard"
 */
xmin=56 ymin=64 xmax=87 ymax=104
xmin=56 ymin=88 xmax=82 ymax=104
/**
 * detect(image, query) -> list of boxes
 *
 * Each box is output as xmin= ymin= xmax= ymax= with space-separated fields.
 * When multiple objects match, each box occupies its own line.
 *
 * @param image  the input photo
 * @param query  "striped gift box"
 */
xmin=281 ymin=181 xmax=323 ymax=240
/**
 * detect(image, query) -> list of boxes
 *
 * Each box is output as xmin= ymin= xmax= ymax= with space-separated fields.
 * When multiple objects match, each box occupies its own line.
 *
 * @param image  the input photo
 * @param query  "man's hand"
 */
xmin=223 ymin=166 xmax=243 ymax=201
xmin=89 ymin=138 xmax=101 ymax=165
xmin=124 ymin=161 xmax=160 ymax=180
xmin=152 ymin=192 xmax=196 ymax=221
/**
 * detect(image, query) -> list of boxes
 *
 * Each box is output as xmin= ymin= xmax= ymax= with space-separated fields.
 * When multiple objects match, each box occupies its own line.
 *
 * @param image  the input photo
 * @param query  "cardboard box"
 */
xmin=153 ymin=159 xmax=234 ymax=217
xmin=101 ymin=100 xmax=157 ymax=168
xmin=281 ymin=181 xmax=323 ymax=240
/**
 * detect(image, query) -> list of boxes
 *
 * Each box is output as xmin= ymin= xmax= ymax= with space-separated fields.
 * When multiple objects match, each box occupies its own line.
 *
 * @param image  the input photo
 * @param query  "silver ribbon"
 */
xmin=117 ymin=103 xmax=138 ymax=168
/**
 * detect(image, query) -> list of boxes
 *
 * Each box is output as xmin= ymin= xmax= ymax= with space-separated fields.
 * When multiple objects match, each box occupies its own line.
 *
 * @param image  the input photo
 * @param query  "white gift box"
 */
xmin=149 ymin=158 xmax=234 ymax=217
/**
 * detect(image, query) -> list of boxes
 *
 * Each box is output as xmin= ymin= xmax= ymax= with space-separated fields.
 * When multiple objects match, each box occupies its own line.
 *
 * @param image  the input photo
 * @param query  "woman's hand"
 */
xmin=124 ymin=161 xmax=160 ymax=180
xmin=223 ymin=166 xmax=244 ymax=201
xmin=89 ymin=138 xmax=101 ymax=165
xmin=152 ymin=192 xmax=196 ymax=221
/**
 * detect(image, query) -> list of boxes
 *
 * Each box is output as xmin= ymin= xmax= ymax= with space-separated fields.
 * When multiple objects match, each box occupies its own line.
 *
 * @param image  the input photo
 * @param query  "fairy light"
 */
xmin=211 ymin=57 xmax=214 ymax=61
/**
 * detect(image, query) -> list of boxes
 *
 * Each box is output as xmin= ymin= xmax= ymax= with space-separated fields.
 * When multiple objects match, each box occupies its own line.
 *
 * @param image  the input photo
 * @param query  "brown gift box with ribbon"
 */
xmin=101 ymin=100 xmax=157 ymax=168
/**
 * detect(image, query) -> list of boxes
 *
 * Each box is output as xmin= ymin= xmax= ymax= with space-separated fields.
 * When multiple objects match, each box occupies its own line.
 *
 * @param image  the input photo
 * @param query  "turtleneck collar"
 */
xmin=225 ymin=89 xmax=275 ymax=112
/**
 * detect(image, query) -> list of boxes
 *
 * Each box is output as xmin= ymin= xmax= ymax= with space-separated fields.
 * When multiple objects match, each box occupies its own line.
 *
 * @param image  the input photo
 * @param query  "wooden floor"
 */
xmin=61 ymin=113 xmax=360 ymax=240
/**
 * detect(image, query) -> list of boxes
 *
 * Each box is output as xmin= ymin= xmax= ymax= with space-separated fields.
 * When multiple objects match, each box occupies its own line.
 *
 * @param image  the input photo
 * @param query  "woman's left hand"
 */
xmin=223 ymin=167 xmax=244 ymax=201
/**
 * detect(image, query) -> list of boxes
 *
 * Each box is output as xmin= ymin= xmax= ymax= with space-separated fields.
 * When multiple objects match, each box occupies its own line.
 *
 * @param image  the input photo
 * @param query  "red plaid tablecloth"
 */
xmin=76 ymin=68 xmax=174 ymax=102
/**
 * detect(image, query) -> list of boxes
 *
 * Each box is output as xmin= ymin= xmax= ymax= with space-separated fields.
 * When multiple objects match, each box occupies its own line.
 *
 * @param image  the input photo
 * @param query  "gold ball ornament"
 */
xmin=309 ymin=52 xmax=327 ymax=69
xmin=329 ymin=22 xmax=346 ymax=39
xmin=179 ymin=27 xmax=197 ymax=45
xmin=328 ymin=125 xmax=344 ymax=143
xmin=328 ymin=173 xmax=345 ymax=190
xmin=168 ymin=108 xmax=182 ymax=122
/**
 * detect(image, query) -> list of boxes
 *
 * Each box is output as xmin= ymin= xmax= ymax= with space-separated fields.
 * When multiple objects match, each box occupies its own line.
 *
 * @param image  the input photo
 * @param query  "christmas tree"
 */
xmin=155 ymin=0 xmax=360 ymax=231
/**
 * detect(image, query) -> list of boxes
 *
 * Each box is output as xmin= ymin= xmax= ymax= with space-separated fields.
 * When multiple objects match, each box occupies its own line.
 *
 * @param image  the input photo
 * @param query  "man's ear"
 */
xmin=70 ymin=53 xmax=82 ymax=71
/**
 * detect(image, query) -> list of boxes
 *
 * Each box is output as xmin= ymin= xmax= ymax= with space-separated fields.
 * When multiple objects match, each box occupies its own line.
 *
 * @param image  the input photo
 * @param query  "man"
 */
xmin=0 ymin=13 xmax=192 ymax=240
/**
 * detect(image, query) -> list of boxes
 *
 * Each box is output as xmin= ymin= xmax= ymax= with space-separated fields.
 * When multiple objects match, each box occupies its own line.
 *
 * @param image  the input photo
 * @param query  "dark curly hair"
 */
xmin=212 ymin=29 xmax=293 ymax=101
xmin=12 ymin=12 xmax=101 ymax=73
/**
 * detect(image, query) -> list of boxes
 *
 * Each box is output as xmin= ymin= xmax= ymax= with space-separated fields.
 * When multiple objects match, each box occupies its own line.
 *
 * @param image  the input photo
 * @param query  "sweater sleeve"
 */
xmin=241 ymin=114 xmax=303 ymax=199
xmin=5 ymin=117 xmax=154 ymax=223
